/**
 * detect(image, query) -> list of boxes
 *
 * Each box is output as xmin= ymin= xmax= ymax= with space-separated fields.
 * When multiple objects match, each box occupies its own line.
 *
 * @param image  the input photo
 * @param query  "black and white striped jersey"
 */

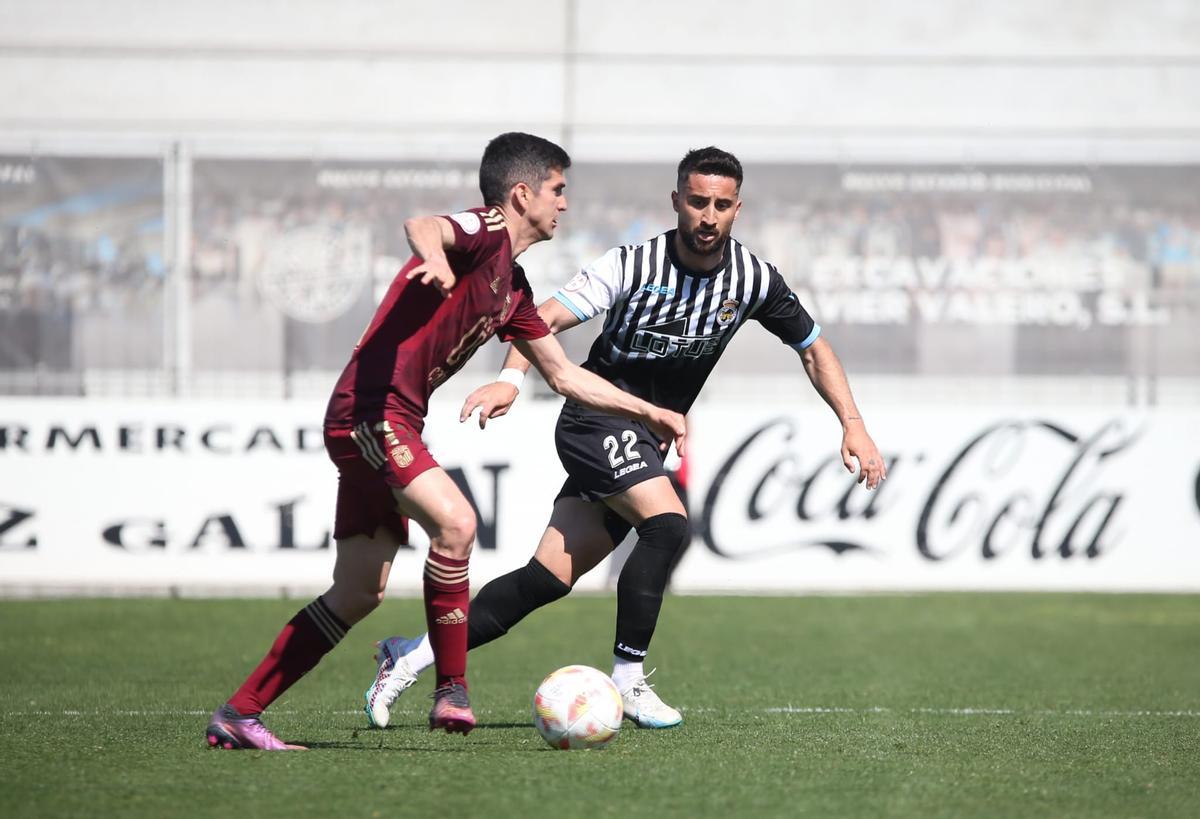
xmin=552 ymin=229 xmax=821 ymax=414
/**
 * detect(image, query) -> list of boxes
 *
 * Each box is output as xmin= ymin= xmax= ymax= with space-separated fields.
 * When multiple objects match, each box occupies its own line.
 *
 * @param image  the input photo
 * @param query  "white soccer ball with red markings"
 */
xmin=532 ymin=664 xmax=624 ymax=750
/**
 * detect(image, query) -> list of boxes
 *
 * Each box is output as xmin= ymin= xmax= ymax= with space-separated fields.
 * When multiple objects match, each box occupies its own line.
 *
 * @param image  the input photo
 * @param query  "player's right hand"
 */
xmin=459 ymin=382 xmax=519 ymax=429
xmin=648 ymin=409 xmax=687 ymax=457
xmin=406 ymin=260 xmax=457 ymax=297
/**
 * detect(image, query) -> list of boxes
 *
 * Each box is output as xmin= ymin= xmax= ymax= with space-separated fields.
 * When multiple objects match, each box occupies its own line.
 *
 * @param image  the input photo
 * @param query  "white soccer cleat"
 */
xmin=363 ymin=636 xmax=422 ymax=728
xmin=619 ymin=668 xmax=682 ymax=729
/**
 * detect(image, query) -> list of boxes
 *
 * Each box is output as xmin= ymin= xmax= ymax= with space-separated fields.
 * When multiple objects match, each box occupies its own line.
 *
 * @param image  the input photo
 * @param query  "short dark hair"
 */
xmin=479 ymin=132 xmax=572 ymax=206
xmin=676 ymin=146 xmax=743 ymax=192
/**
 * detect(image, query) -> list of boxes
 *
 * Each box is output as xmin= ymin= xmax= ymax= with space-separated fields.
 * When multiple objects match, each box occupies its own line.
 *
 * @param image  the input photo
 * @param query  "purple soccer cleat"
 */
xmin=205 ymin=704 xmax=306 ymax=751
xmin=429 ymin=681 xmax=475 ymax=735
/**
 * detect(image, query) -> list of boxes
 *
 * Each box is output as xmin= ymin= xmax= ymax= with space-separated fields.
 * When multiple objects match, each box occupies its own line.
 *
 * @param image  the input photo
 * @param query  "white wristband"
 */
xmin=496 ymin=368 xmax=525 ymax=390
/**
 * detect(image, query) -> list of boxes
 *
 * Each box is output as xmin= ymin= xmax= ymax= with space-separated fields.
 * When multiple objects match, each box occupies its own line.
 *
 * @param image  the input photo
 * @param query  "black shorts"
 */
xmin=553 ymin=404 xmax=669 ymax=542
xmin=553 ymin=404 xmax=668 ymax=543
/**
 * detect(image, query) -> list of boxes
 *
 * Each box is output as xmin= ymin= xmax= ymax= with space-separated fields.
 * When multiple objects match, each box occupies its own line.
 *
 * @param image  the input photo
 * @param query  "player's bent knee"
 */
xmin=435 ymin=511 xmax=476 ymax=555
xmin=534 ymin=553 xmax=575 ymax=587
xmin=429 ymin=525 xmax=475 ymax=560
xmin=524 ymin=557 xmax=574 ymax=600
xmin=430 ymin=538 xmax=474 ymax=561
xmin=636 ymin=512 xmax=690 ymax=555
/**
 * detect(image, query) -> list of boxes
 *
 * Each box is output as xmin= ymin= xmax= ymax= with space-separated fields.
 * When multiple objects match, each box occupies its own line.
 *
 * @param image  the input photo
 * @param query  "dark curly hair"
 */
xmin=676 ymin=146 xmax=743 ymax=192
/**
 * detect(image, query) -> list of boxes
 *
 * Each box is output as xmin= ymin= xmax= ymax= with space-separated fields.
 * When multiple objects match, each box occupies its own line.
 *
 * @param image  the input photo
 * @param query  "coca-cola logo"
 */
xmin=700 ymin=417 xmax=1140 ymax=563
xmin=917 ymin=419 xmax=1137 ymax=561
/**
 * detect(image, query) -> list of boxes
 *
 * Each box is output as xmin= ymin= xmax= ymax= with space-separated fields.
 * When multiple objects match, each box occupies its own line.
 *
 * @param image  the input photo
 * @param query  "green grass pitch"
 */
xmin=2 ymin=594 xmax=1199 ymax=818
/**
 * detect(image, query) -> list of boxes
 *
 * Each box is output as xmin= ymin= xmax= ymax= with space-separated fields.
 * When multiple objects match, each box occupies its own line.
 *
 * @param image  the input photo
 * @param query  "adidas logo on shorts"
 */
xmin=435 ymin=607 xmax=467 ymax=625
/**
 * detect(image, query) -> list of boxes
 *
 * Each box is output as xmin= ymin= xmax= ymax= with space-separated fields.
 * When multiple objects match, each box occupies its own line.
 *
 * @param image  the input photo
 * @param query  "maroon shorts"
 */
xmin=324 ymin=418 xmax=439 ymax=543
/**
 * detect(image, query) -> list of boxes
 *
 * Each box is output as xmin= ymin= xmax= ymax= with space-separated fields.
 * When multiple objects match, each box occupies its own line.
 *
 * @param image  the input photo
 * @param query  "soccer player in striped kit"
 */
xmin=205 ymin=133 xmax=686 ymax=750
xmin=364 ymin=147 xmax=886 ymax=731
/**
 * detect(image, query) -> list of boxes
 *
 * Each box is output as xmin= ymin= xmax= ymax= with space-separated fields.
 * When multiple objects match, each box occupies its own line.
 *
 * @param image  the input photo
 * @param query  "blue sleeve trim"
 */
xmin=553 ymin=291 xmax=589 ymax=321
xmin=790 ymin=323 xmax=822 ymax=351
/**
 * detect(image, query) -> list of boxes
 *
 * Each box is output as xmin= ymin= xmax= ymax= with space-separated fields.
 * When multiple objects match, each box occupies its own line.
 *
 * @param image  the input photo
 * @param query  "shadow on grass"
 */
xmin=295 ymin=739 xmax=546 ymax=754
xmin=290 ymin=734 xmax=384 ymax=749
xmin=288 ymin=723 xmax=536 ymax=751
xmin=357 ymin=722 xmax=531 ymax=731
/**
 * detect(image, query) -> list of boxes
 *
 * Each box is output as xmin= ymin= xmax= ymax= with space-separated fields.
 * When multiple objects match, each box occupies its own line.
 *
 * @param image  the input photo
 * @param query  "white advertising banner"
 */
xmin=0 ymin=398 xmax=563 ymax=594
xmin=680 ymin=406 xmax=1200 ymax=592
xmin=1 ymin=398 xmax=1198 ymax=594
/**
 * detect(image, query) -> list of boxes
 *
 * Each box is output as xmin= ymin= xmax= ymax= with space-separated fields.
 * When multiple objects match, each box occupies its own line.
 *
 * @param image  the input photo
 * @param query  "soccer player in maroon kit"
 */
xmin=362 ymin=147 xmax=887 ymax=732
xmin=205 ymin=133 xmax=686 ymax=750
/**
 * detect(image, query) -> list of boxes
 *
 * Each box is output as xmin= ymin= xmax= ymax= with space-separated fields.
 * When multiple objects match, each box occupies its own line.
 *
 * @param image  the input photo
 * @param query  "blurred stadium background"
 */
xmin=2 ymin=0 xmax=1198 ymax=595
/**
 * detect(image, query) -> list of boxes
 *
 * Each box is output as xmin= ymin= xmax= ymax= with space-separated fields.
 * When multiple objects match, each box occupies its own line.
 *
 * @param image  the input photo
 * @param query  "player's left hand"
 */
xmin=841 ymin=426 xmax=886 ymax=490
xmin=460 ymin=382 xmax=520 ymax=429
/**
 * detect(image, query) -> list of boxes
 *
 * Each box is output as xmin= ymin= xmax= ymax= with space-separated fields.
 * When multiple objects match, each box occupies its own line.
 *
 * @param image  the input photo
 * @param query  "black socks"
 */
xmin=613 ymin=513 xmax=690 ymax=661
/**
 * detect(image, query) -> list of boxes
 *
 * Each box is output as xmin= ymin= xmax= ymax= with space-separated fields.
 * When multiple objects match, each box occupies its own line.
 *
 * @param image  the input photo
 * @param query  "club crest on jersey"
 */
xmin=391 ymin=445 xmax=414 ymax=469
xmin=717 ymin=299 xmax=739 ymax=326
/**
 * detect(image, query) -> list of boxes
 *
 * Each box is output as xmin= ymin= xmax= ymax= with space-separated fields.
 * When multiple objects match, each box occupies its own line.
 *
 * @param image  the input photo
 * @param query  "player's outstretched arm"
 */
xmin=799 ymin=337 xmax=886 ymax=489
xmin=459 ymin=299 xmax=585 ymax=429
xmin=403 ymin=215 xmax=458 ymax=297
xmin=510 ymin=334 xmax=686 ymax=455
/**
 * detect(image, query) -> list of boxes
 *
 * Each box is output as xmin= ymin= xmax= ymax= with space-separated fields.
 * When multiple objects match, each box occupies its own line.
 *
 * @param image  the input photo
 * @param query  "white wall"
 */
xmin=2 ymin=0 xmax=1198 ymax=161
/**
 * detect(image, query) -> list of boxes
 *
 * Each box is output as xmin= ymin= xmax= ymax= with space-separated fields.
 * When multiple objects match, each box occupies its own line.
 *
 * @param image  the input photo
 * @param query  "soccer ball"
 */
xmin=531 ymin=664 xmax=624 ymax=750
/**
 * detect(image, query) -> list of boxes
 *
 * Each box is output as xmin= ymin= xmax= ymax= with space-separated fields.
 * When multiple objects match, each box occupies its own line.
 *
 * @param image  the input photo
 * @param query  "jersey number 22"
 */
xmin=602 ymin=430 xmax=642 ymax=468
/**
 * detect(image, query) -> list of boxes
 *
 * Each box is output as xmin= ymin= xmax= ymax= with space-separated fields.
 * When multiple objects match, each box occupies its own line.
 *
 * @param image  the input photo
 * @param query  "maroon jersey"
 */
xmin=325 ymin=206 xmax=550 ymax=431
